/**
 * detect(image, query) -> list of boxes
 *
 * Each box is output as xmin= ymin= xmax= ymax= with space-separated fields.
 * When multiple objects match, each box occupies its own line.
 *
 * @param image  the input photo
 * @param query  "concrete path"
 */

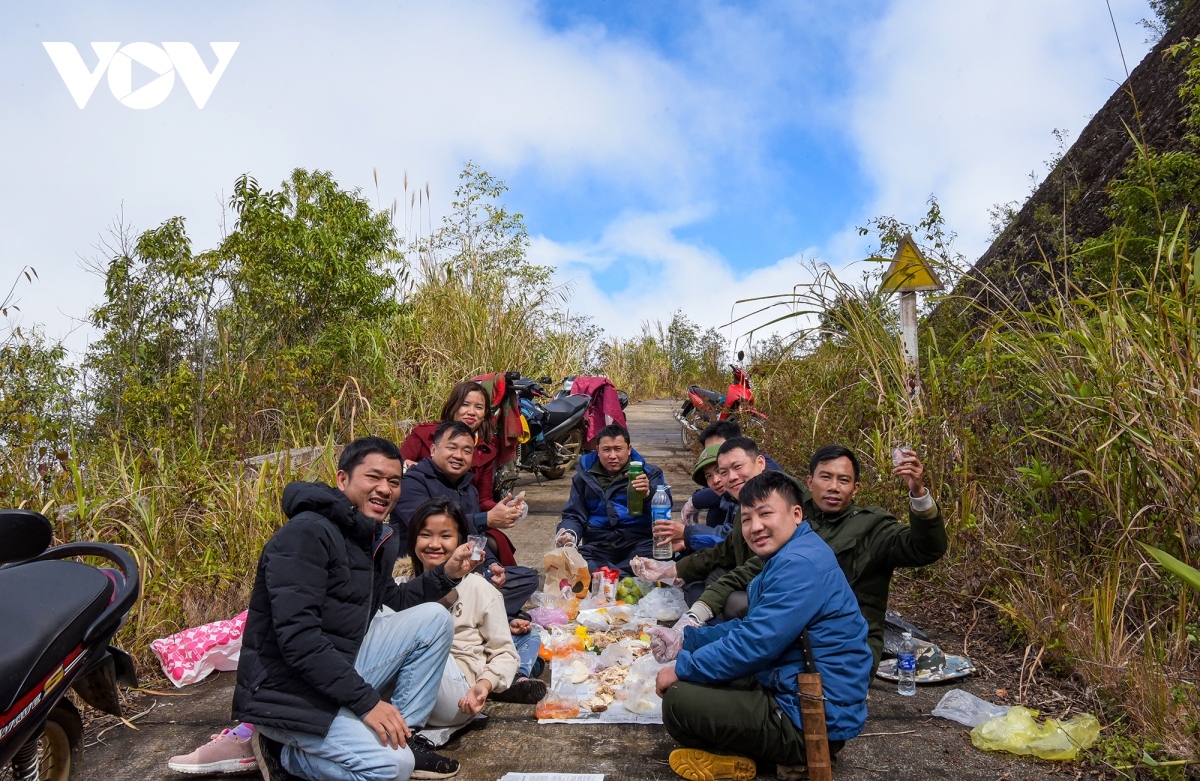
xmin=78 ymin=400 xmax=1068 ymax=781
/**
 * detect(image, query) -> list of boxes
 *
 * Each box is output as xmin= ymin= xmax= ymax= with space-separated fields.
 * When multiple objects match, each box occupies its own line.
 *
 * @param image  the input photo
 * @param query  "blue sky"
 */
xmin=0 ymin=0 xmax=1153 ymax=354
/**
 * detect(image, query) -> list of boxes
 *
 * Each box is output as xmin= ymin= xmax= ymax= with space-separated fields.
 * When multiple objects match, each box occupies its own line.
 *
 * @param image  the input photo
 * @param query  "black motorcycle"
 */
xmin=0 ymin=510 xmax=140 ymax=781
xmin=506 ymin=374 xmax=591 ymax=482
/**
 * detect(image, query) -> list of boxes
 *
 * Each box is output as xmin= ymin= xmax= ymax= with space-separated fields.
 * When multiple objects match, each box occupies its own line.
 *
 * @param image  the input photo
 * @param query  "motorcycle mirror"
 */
xmin=0 ymin=509 xmax=54 ymax=565
xmin=538 ymin=376 xmax=553 ymax=384
xmin=737 ymin=350 xmax=745 ymax=361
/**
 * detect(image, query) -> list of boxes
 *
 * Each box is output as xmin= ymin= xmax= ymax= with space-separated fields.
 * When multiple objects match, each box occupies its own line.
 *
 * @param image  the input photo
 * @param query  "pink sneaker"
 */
xmin=167 ymin=729 xmax=258 ymax=775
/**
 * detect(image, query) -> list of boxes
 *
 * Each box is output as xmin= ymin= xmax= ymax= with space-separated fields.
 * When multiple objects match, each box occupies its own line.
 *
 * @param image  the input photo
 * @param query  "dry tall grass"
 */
xmin=756 ymin=241 xmax=1200 ymax=760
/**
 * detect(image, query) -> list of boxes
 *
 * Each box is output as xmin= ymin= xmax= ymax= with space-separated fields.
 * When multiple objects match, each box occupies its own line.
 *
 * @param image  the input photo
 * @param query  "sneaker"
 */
xmin=167 ymin=730 xmax=258 ymax=775
xmin=531 ymin=657 xmax=545 ymax=679
xmin=250 ymin=732 xmax=297 ymax=781
xmin=410 ymin=734 xmax=460 ymax=779
xmin=668 ymin=748 xmax=756 ymax=781
xmin=490 ymin=675 xmax=547 ymax=704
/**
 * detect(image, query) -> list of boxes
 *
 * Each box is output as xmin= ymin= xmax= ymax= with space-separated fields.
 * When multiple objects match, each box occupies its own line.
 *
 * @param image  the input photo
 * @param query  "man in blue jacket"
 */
xmin=653 ymin=470 xmax=872 ymax=781
xmin=554 ymin=424 xmax=670 ymax=576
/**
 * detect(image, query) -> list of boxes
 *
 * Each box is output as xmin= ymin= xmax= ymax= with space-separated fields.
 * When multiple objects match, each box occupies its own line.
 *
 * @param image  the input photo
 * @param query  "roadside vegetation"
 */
xmin=750 ymin=41 xmax=1200 ymax=771
xmin=0 ymin=162 xmax=724 ymax=667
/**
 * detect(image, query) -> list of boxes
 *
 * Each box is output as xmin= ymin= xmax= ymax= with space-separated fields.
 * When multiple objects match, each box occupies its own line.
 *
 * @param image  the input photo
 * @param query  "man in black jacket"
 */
xmin=233 ymin=437 xmax=474 ymax=781
xmin=392 ymin=421 xmax=538 ymax=619
xmin=391 ymin=421 xmax=522 ymax=536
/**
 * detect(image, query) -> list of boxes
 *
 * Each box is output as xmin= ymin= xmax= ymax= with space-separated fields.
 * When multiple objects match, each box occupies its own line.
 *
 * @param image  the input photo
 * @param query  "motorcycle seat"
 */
xmin=542 ymin=394 xmax=589 ymax=427
xmin=689 ymin=385 xmax=725 ymax=405
xmin=0 ymin=560 xmax=114 ymax=712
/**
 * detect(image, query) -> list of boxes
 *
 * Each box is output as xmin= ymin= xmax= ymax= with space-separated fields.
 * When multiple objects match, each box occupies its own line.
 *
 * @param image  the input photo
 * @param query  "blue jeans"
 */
xmin=261 ymin=603 xmax=454 ymax=781
xmin=512 ymin=629 xmax=541 ymax=678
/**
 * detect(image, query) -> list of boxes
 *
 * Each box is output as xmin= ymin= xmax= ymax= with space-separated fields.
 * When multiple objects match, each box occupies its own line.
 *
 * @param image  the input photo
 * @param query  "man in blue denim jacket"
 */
xmin=654 ymin=470 xmax=872 ymax=781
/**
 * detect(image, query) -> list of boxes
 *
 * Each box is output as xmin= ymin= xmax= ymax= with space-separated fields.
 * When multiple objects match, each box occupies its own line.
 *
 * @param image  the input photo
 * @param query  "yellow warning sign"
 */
xmin=880 ymin=234 xmax=944 ymax=293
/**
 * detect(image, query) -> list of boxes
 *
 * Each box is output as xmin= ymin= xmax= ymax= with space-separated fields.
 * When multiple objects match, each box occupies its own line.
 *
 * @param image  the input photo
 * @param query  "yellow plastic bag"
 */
xmin=970 ymin=706 xmax=1100 ymax=760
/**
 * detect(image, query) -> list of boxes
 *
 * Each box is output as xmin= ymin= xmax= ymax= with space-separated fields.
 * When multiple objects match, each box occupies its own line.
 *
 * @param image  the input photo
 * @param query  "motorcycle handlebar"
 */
xmin=33 ymin=542 xmax=140 ymax=645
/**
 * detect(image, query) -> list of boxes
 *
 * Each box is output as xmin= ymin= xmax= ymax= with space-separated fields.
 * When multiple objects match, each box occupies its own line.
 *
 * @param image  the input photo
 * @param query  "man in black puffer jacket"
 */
xmin=233 ymin=437 xmax=474 ymax=781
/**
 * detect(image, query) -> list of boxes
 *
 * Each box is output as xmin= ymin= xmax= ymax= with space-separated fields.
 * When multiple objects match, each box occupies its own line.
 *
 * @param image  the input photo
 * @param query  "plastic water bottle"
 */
xmin=897 ymin=631 xmax=917 ymax=696
xmin=651 ymin=486 xmax=673 ymax=560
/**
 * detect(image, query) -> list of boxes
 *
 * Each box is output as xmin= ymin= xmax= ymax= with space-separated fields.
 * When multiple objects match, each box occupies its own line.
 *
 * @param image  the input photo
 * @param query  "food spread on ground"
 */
xmin=530 ymin=579 xmax=683 ymax=724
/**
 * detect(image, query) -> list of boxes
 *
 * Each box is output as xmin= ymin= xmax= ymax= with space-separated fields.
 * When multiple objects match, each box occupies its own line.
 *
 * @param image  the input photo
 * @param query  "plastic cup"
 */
xmin=468 ymin=534 xmax=488 ymax=561
xmin=891 ymin=446 xmax=909 ymax=467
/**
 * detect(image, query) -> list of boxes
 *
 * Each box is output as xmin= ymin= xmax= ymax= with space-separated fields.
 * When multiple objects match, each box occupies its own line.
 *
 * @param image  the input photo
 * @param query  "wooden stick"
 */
xmin=799 ymin=631 xmax=833 ymax=781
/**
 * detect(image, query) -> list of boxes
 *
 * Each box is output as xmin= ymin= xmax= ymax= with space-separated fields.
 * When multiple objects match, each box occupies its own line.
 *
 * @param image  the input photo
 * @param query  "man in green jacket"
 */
xmin=633 ymin=436 xmax=767 ymax=589
xmin=673 ymin=444 xmax=947 ymax=673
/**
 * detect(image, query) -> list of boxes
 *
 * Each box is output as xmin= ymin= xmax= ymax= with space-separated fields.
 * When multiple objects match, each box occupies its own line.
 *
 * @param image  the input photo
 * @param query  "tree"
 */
xmin=84 ymin=168 xmax=406 ymax=449
xmin=414 ymin=161 xmax=549 ymax=296
xmin=1143 ymin=0 xmax=1194 ymax=41
xmin=222 ymin=169 xmax=403 ymax=351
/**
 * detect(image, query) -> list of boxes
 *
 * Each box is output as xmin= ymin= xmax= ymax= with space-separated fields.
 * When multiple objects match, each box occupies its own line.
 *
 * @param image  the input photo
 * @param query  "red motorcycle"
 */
xmin=676 ymin=350 xmax=767 ymax=440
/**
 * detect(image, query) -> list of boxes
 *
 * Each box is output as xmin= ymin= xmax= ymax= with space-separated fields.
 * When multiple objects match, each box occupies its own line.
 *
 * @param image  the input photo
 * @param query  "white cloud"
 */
xmin=0 ymin=0 xmax=1160 ymax=354
xmin=525 ymin=0 xmax=1158 ymax=344
xmin=0 ymin=0 xmax=745 ymax=352
xmin=844 ymin=0 xmax=1153 ymax=261
xmin=533 ymin=211 xmax=822 ymax=352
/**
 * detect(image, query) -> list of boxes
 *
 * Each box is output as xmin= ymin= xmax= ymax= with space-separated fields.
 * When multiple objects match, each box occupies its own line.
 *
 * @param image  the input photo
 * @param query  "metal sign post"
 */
xmin=879 ymin=234 xmax=944 ymax=373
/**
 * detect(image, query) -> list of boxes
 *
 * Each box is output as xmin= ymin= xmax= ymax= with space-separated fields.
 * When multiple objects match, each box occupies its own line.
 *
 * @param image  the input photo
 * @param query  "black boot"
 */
xmin=410 ymin=733 xmax=460 ymax=779
xmin=250 ymin=733 xmax=299 ymax=781
xmin=490 ymin=674 xmax=548 ymax=704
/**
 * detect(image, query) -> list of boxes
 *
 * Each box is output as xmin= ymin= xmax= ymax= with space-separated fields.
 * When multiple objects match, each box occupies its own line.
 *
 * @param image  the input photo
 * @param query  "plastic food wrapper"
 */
xmin=632 ymin=586 xmax=688 ymax=623
xmin=597 ymin=642 xmax=634 ymax=670
xmin=620 ymin=654 xmax=670 ymax=716
xmin=544 ymin=546 xmax=591 ymax=596
xmin=553 ymin=650 xmax=600 ymax=684
xmin=970 ymin=706 xmax=1101 ymax=760
xmin=606 ymin=604 xmax=635 ymax=626
xmin=932 ymin=689 xmax=1011 ymax=727
xmin=548 ymin=626 xmax=586 ymax=658
xmin=577 ymin=594 xmax=606 ymax=611
xmin=592 ymin=566 xmax=621 ymax=603
xmin=534 ymin=687 xmax=581 ymax=720
xmin=151 ymin=611 xmax=247 ymax=687
xmin=576 ymin=608 xmax=611 ymax=631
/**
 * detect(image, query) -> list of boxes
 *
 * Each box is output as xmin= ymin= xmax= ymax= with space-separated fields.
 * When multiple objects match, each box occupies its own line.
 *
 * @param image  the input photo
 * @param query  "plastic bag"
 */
xmin=150 ymin=611 xmax=247 ymax=687
xmin=970 ymin=706 xmax=1101 ymax=760
xmin=576 ymin=608 xmax=611 ymax=631
xmin=544 ymin=546 xmax=591 ymax=596
xmin=530 ymin=591 xmax=563 ymax=609
xmin=548 ymin=626 xmax=586 ymax=658
xmin=606 ymin=604 xmax=635 ymax=627
xmin=535 ymin=687 xmax=581 ymax=720
xmin=529 ymin=606 xmax=570 ymax=628
xmin=932 ymin=689 xmax=1011 ymax=727
xmin=552 ymin=650 xmax=599 ymax=684
xmin=620 ymin=654 xmax=669 ymax=715
xmin=632 ymin=586 xmax=688 ymax=623
xmin=597 ymin=642 xmax=634 ymax=670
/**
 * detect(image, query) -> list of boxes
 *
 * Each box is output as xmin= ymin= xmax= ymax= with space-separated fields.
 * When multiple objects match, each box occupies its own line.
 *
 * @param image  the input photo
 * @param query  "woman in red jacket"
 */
xmin=401 ymin=381 xmax=523 ymax=526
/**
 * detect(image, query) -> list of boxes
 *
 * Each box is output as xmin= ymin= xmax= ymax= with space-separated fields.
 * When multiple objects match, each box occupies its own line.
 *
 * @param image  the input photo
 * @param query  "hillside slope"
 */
xmin=953 ymin=3 xmax=1200 ymax=313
